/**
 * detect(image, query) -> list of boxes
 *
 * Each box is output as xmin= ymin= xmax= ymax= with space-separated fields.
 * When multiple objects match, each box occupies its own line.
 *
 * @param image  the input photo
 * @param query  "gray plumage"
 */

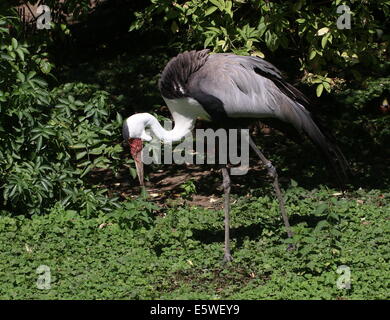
xmin=158 ymin=50 xmax=348 ymax=183
xmin=159 ymin=49 xmax=210 ymax=99
xmin=122 ymin=119 xmax=130 ymax=141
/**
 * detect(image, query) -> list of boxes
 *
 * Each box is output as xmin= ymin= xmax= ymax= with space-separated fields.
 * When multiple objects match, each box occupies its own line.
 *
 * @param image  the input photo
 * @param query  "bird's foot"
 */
xmin=223 ymin=252 xmax=233 ymax=264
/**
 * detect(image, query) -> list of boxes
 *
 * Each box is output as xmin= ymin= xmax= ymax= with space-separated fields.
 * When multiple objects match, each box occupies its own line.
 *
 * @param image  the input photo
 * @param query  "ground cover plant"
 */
xmin=0 ymin=186 xmax=388 ymax=299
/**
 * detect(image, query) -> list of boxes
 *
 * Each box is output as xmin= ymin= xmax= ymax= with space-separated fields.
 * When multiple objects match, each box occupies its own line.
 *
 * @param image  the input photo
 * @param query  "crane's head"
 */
xmin=122 ymin=114 xmax=153 ymax=186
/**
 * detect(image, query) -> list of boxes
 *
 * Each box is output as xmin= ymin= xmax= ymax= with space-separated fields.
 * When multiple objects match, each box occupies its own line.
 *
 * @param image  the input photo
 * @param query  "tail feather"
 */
xmin=287 ymin=103 xmax=349 ymax=189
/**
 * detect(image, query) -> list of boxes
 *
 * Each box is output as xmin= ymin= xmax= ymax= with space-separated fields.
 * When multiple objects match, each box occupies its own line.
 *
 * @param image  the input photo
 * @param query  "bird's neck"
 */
xmin=143 ymin=111 xmax=196 ymax=143
xmin=139 ymin=97 xmax=211 ymax=143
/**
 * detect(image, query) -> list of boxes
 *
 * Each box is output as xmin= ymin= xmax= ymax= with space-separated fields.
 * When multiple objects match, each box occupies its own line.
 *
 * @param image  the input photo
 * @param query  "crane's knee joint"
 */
xmin=264 ymin=161 xmax=273 ymax=169
xmin=265 ymin=161 xmax=277 ymax=178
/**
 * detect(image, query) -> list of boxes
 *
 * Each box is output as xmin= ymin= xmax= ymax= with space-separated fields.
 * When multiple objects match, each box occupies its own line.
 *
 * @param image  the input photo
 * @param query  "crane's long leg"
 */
xmin=248 ymin=136 xmax=293 ymax=240
xmin=221 ymin=166 xmax=233 ymax=262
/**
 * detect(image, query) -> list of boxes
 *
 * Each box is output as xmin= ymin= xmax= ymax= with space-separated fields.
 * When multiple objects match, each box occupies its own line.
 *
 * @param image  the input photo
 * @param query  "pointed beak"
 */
xmin=133 ymin=152 xmax=144 ymax=186
xmin=128 ymin=138 xmax=144 ymax=186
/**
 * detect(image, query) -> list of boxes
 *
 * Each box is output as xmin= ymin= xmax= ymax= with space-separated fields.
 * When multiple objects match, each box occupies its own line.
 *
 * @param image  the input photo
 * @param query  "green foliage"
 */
xmin=179 ymin=179 xmax=197 ymax=200
xmin=0 ymin=14 xmax=125 ymax=216
xmin=107 ymin=195 xmax=158 ymax=230
xmin=342 ymin=77 xmax=390 ymax=110
xmin=131 ymin=0 xmax=389 ymax=96
xmin=0 ymin=187 xmax=388 ymax=299
xmin=27 ymin=0 xmax=94 ymax=21
xmin=336 ymin=77 xmax=390 ymax=145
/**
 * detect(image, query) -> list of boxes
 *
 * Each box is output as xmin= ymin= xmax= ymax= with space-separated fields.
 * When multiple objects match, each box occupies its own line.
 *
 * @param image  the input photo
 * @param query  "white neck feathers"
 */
xmin=126 ymin=97 xmax=210 ymax=143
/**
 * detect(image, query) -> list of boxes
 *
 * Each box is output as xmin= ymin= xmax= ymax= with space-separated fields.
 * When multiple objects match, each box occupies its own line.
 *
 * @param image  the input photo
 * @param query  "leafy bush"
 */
xmin=131 ymin=0 xmax=389 ymax=96
xmin=0 ymin=13 xmax=126 ymax=216
xmin=22 ymin=0 xmax=95 ymax=21
xmin=337 ymin=77 xmax=390 ymax=145
xmin=180 ymin=179 xmax=197 ymax=200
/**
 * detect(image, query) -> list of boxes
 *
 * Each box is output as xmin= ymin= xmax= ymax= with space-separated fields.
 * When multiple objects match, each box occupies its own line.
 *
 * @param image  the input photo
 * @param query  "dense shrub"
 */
xmin=131 ymin=0 xmax=389 ymax=96
xmin=0 ymin=13 xmax=125 ymax=216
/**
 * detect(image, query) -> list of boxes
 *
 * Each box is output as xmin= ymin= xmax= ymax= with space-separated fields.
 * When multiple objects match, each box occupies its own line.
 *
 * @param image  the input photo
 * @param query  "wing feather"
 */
xmin=188 ymin=54 xmax=301 ymax=121
xmin=187 ymin=53 xmax=349 ymax=185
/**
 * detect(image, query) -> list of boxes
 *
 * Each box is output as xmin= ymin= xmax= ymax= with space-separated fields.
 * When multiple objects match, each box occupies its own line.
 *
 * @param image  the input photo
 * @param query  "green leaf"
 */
xmin=40 ymin=60 xmax=52 ymax=74
xmin=225 ymin=0 xmax=233 ymax=17
xmin=100 ymin=129 xmax=111 ymax=135
xmin=116 ymin=113 xmax=123 ymax=124
xmin=11 ymin=38 xmax=18 ymax=50
xmin=316 ymin=27 xmax=329 ymax=36
xmin=36 ymin=136 xmax=43 ymax=151
xmin=209 ymin=0 xmax=224 ymax=10
xmin=251 ymin=51 xmax=265 ymax=58
xmin=205 ymin=6 xmax=218 ymax=16
xmin=291 ymin=179 xmax=298 ymax=187
xmin=129 ymin=167 xmax=137 ymax=179
xmin=80 ymin=164 xmax=94 ymax=178
xmin=16 ymin=48 xmax=24 ymax=61
xmin=170 ymin=21 xmax=179 ymax=33
xmin=1 ymin=53 xmax=14 ymax=61
xmin=313 ymin=203 xmax=328 ymax=216
xmin=76 ymin=151 xmax=87 ymax=160
xmin=316 ymin=83 xmax=324 ymax=97
xmin=321 ymin=35 xmax=329 ymax=48
xmin=204 ymin=35 xmax=214 ymax=48
xmin=16 ymin=72 xmax=25 ymax=82
xmin=27 ymin=71 xmax=36 ymax=80
xmin=185 ymin=230 xmax=193 ymax=237
xmin=69 ymin=143 xmax=87 ymax=149
xmin=314 ymin=220 xmax=329 ymax=232
xmin=323 ymin=81 xmax=331 ymax=93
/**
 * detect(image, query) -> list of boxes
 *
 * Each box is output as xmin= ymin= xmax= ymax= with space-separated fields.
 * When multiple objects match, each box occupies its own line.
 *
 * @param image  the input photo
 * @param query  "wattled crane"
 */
xmin=123 ymin=49 xmax=348 ymax=262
